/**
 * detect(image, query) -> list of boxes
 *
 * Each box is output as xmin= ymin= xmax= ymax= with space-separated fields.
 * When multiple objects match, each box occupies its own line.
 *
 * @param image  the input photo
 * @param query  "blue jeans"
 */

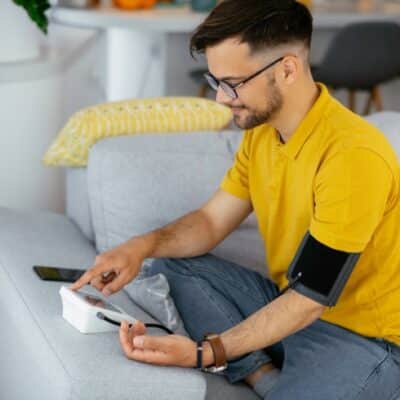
xmin=147 ymin=253 xmax=400 ymax=400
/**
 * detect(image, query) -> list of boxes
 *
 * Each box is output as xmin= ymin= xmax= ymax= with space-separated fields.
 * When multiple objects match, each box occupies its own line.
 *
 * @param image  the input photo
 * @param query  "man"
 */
xmin=71 ymin=0 xmax=400 ymax=398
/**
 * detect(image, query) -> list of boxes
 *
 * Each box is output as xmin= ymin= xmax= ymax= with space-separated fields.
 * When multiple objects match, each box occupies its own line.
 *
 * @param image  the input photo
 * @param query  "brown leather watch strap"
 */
xmin=203 ymin=333 xmax=227 ymax=371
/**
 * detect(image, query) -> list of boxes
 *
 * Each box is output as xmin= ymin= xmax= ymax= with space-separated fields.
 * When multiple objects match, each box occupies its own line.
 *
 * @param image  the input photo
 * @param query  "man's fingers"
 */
xmin=101 ymin=271 xmax=117 ymax=284
xmin=119 ymin=326 xmax=179 ymax=366
xmin=133 ymin=335 xmax=170 ymax=353
xmin=101 ymin=270 xmax=131 ymax=296
xmin=120 ymin=320 xmax=133 ymax=353
xmin=126 ymin=320 xmax=146 ymax=345
xmin=120 ymin=320 xmax=147 ymax=356
xmin=120 ymin=325 xmax=168 ymax=354
xmin=70 ymin=262 xmax=111 ymax=291
xmin=124 ymin=348 xmax=170 ymax=366
xmin=130 ymin=320 xmax=146 ymax=337
xmin=91 ymin=270 xmax=118 ymax=292
xmin=90 ymin=275 xmax=106 ymax=292
xmin=119 ymin=330 xmax=171 ymax=365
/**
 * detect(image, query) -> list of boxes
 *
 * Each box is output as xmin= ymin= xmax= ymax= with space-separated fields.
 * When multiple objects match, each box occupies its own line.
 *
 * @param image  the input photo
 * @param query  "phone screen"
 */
xmin=33 ymin=266 xmax=85 ymax=283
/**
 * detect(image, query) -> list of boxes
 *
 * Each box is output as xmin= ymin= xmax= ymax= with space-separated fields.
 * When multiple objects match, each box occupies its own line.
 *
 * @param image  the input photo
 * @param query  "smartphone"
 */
xmin=33 ymin=265 xmax=86 ymax=283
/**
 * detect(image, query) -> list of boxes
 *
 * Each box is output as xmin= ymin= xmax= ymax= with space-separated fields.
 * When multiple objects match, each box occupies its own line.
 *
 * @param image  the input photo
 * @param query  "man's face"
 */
xmin=205 ymin=38 xmax=284 ymax=129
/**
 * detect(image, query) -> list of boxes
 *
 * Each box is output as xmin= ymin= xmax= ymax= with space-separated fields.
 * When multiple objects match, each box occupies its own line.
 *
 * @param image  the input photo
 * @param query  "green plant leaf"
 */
xmin=12 ymin=0 xmax=50 ymax=34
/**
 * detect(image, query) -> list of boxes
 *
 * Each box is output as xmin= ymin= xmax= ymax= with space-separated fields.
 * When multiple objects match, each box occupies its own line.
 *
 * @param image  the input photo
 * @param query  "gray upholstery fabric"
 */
xmin=124 ymin=272 xmax=189 ymax=336
xmin=66 ymin=167 xmax=95 ymax=243
xmin=366 ymin=112 xmax=400 ymax=157
xmin=205 ymin=374 xmax=260 ymax=400
xmin=0 ymin=208 xmax=206 ymax=400
xmin=87 ymin=131 xmax=267 ymax=276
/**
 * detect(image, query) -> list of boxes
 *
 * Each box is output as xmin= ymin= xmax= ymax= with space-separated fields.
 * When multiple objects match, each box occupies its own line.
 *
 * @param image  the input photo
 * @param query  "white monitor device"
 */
xmin=59 ymin=286 xmax=136 ymax=334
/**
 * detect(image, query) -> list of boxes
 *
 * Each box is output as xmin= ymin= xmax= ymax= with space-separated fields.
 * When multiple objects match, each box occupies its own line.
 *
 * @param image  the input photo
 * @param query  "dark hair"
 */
xmin=190 ymin=0 xmax=313 ymax=57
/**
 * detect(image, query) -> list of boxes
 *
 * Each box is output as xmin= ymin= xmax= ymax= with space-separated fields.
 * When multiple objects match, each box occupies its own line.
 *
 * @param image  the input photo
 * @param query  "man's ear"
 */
xmin=280 ymin=56 xmax=299 ymax=85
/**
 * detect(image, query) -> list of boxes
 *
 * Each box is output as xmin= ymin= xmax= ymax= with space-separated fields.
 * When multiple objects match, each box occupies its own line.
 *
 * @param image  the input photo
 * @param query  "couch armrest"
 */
xmin=65 ymin=167 xmax=95 ymax=243
xmin=0 ymin=208 xmax=206 ymax=400
xmin=366 ymin=112 xmax=400 ymax=157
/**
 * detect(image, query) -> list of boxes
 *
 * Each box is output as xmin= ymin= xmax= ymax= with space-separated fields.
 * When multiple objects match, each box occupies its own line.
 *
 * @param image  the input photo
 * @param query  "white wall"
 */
xmin=0 ymin=77 xmax=65 ymax=212
xmin=0 ymin=24 xmax=106 ymax=213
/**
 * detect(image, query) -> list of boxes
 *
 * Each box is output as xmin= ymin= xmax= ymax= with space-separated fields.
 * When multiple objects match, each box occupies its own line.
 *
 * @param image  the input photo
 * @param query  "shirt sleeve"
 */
xmin=220 ymin=131 xmax=251 ymax=200
xmin=309 ymin=148 xmax=393 ymax=253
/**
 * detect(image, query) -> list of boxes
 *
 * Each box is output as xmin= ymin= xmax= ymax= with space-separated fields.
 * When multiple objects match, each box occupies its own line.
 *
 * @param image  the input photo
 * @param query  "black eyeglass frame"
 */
xmin=204 ymin=56 xmax=285 ymax=99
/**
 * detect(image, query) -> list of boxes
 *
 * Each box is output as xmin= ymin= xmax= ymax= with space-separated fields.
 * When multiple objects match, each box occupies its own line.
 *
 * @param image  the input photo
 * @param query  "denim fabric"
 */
xmin=147 ymin=253 xmax=400 ymax=399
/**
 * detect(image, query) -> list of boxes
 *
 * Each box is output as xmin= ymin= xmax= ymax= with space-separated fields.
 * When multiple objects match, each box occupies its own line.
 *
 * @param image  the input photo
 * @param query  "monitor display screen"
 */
xmin=76 ymin=292 xmax=122 ymax=314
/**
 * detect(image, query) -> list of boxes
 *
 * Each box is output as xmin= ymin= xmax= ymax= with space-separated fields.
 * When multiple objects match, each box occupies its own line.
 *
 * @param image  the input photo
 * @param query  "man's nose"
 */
xmin=215 ymin=86 xmax=233 ymax=106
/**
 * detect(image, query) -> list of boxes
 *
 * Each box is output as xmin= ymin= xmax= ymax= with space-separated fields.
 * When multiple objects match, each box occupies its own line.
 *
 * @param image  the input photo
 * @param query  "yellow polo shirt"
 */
xmin=220 ymin=84 xmax=400 ymax=346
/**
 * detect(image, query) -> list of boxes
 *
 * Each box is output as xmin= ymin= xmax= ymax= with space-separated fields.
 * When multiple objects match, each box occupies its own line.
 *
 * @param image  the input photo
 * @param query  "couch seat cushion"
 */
xmin=0 ymin=208 xmax=206 ymax=400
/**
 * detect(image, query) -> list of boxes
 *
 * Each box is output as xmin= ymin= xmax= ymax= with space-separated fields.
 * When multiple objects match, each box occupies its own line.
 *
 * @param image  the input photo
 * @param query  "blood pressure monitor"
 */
xmin=59 ymin=286 xmax=136 ymax=334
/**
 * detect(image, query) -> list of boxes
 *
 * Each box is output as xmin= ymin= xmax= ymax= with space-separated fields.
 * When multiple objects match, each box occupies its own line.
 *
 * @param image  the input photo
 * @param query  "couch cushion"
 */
xmin=366 ymin=112 xmax=400 ymax=157
xmin=0 ymin=208 xmax=206 ymax=400
xmin=43 ymin=97 xmax=232 ymax=167
xmin=65 ymin=167 xmax=95 ymax=242
xmin=87 ymin=131 xmax=267 ymax=276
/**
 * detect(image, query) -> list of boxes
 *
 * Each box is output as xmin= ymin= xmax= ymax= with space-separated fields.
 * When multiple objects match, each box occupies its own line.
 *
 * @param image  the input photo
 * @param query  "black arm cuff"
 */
xmin=285 ymin=232 xmax=360 ymax=307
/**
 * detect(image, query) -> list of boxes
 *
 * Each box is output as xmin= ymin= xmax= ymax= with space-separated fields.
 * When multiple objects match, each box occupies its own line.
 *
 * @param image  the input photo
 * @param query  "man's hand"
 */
xmin=119 ymin=320 xmax=197 ymax=367
xmin=70 ymin=238 xmax=147 ymax=296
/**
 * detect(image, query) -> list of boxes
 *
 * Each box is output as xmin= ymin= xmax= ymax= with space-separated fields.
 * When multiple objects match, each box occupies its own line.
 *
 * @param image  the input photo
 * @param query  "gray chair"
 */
xmin=312 ymin=21 xmax=400 ymax=114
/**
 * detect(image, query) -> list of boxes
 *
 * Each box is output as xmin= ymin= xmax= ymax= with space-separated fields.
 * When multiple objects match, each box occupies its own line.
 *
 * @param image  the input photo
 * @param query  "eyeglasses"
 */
xmin=204 ymin=56 xmax=284 ymax=100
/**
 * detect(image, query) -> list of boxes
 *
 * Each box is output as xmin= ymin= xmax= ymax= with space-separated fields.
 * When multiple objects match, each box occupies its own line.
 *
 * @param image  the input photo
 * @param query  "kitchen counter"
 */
xmin=51 ymin=4 xmax=400 ymax=31
xmin=50 ymin=4 xmax=400 ymax=101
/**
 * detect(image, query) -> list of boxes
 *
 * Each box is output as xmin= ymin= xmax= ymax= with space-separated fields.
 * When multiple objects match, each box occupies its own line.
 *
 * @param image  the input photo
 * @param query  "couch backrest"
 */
xmin=65 ymin=112 xmax=400 ymax=275
xmin=66 ymin=130 xmax=243 ymax=245
xmin=66 ymin=131 xmax=247 ymax=250
xmin=66 ymin=167 xmax=94 ymax=241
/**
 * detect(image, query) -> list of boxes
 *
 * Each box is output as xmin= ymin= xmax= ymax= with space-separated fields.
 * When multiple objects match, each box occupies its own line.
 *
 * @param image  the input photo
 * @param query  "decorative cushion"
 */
xmin=43 ymin=97 xmax=232 ymax=167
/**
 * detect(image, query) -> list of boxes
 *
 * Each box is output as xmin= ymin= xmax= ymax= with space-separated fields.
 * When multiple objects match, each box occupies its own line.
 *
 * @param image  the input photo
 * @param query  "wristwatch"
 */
xmin=200 ymin=333 xmax=228 ymax=373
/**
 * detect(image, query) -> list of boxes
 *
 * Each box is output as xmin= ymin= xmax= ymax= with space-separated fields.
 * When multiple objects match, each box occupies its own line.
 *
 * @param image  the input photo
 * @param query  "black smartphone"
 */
xmin=33 ymin=265 xmax=86 ymax=283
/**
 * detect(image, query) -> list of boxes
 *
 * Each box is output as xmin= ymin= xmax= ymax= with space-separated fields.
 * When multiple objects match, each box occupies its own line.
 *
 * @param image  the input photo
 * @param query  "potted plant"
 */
xmin=0 ymin=1 xmax=50 ymax=63
xmin=12 ymin=0 xmax=50 ymax=34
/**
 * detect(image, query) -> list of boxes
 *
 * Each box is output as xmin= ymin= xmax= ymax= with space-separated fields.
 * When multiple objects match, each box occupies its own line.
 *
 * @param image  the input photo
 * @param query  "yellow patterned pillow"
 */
xmin=43 ymin=97 xmax=232 ymax=167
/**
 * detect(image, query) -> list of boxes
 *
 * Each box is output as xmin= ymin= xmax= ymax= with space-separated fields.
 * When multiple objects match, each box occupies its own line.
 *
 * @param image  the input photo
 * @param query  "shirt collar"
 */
xmin=276 ymin=83 xmax=331 ymax=160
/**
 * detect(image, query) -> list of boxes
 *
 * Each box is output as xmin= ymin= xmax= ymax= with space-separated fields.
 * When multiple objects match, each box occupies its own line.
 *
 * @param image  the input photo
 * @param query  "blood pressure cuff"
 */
xmin=285 ymin=232 xmax=361 ymax=307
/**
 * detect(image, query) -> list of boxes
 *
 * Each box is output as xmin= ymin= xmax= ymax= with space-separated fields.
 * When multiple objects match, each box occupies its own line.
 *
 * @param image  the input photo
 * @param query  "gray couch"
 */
xmin=1 ymin=112 xmax=399 ymax=400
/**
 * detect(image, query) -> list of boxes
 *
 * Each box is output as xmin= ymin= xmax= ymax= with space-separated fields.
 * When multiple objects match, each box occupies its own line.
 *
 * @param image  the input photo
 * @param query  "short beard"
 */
xmin=234 ymin=77 xmax=283 ymax=130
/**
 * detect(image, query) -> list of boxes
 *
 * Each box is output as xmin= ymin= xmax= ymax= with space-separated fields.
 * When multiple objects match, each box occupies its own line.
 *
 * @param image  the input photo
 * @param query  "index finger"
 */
xmin=69 ymin=262 xmax=111 ymax=291
xmin=101 ymin=270 xmax=132 ymax=296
